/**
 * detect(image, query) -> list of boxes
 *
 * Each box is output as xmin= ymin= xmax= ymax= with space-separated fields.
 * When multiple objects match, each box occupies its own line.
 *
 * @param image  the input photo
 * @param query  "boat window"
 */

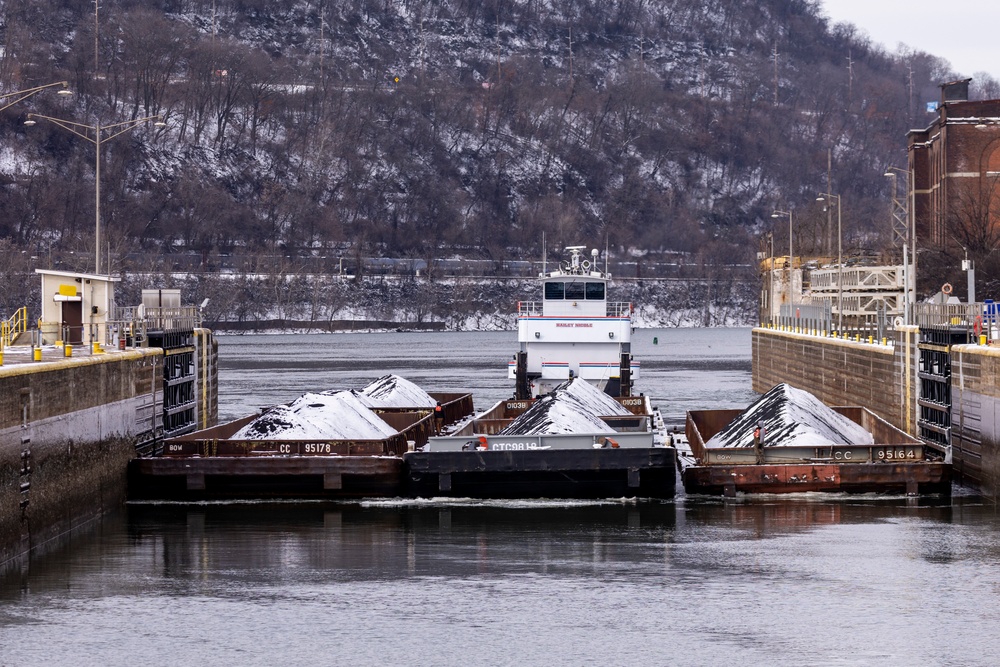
xmin=585 ymin=282 xmax=605 ymax=300
xmin=544 ymin=282 xmax=565 ymax=300
xmin=564 ymin=282 xmax=585 ymax=299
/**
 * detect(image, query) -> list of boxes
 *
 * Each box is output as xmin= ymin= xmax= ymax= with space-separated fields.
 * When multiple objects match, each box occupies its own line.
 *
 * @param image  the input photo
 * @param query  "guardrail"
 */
xmin=517 ymin=301 xmax=633 ymax=317
xmin=105 ymin=305 xmax=202 ymax=348
xmin=1 ymin=306 xmax=27 ymax=347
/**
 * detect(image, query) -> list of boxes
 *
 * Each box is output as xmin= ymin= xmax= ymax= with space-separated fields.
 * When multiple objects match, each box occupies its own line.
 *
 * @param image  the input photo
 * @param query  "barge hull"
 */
xmin=404 ymin=448 xmax=676 ymax=499
xmin=682 ymin=462 xmax=952 ymax=496
xmin=129 ymin=456 xmax=403 ymax=500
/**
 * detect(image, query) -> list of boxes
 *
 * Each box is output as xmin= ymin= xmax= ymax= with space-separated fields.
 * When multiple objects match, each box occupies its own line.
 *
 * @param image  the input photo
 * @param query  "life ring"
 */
xmin=974 ymin=315 xmax=983 ymax=336
xmin=942 ymin=282 xmax=953 ymax=295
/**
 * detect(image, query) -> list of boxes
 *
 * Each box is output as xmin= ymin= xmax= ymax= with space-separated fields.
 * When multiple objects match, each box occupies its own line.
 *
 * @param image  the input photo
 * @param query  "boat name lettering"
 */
xmin=166 ymin=443 xmax=186 ymax=453
xmin=620 ymin=399 xmax=643 ymax=406
xmin=555 ymin=323 xmax=594 ymax=328
xmin=877 ymin=448 xmax=917 ymax=460
xmin=490 ymin=442 xmax=542 ymax=450
xmin=833 ymin=451 xmax=853 ymax=460
xmin=304 ymin=443 xmax=332 ymax=454
xmin=278 ymin=444 xmax=291 ymax=454
xmin=506 ymin=402 xmax=530 ymax=410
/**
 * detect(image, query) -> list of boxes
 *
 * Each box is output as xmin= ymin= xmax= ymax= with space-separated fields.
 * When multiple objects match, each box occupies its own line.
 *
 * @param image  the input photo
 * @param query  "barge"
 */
xmin=128 ymin=390 xmax=473 ymax=500
xmin=683 ymin=405 xmax=950 ymax=496
xmin=406 ymin=393 xmax=675 ymax=499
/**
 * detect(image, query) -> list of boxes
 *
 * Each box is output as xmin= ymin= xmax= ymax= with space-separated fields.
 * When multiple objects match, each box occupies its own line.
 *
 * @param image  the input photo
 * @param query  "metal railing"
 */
xmin=517 ymin=301 xmax=633 ymax=317
xmin=105 ymin=305 xmax=201 ymax=348
xmin=914 ymin=303 xmax=981 ymax=330
xmin=762 ymin=308 xmax=892 ymax=344
xmin=1 ymin=306 xmax=27 ymax=347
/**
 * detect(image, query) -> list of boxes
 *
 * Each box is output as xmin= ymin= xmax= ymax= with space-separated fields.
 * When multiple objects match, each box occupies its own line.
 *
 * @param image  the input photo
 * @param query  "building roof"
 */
xmin=34 ymin=269 xmax=120 ymax=283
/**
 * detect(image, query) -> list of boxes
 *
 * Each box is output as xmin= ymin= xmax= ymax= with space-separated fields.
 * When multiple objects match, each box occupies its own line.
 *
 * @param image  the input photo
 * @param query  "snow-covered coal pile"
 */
xmin=352 ymin=374 xmax=437 ymax=408
xmin=232 ymin=391 xmax=398 ymax=440
xmin=499 ymin=378 xmax=628 ymax=435
xmin=706 ymin=383 xmax=874 ymax=448
xmin=560 ymin=378 xmax=633 ymax=417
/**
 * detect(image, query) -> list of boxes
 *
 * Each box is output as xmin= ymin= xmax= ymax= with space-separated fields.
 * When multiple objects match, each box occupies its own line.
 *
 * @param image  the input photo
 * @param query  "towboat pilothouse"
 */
xmin=407 ymin=246 xmax=675 ymax=499
xmin=509 ymin=246 xmax=637 ymax=399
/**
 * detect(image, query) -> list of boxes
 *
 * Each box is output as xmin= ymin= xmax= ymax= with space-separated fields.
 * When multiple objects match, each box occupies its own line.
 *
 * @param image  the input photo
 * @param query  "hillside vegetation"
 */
xmin=0 ymin=0 xmax=987 ymax=321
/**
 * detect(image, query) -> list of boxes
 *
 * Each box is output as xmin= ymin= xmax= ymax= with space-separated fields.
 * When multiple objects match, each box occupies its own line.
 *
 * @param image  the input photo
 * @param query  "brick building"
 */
xmin=908 ymin=79 xmax=1000 ymax=295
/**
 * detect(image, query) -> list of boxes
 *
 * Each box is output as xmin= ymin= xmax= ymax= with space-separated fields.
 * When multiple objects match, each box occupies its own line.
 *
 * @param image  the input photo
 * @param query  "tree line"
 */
xmin=0 ymin=0 xmax=988 ymax=314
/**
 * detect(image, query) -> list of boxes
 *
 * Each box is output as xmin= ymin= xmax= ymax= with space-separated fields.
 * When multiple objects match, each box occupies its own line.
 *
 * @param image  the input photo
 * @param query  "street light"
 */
xmin=0 ymin=81 xmax=72 ymax=113
xmin=884 ymin=166 xmax=915 ymax=323
xmin=817 ymin=193 xmax=842 ymax=332
xmin=771 ymin=209 xmax=793 ymax=307
xmin=24 ymin=113 xmax=166 ymax=275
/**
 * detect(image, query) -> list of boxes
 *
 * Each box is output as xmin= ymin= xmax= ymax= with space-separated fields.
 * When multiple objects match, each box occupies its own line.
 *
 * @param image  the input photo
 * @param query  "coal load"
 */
xmin=352 ymin=374 xmax=437 ymax=408
xmin=499 ymin=378 xmax=630 ymax=435
xmin=232 ymin=391 xmax=398 ymax=440
xmin=706 ymin=383 xmax=874 ymax=449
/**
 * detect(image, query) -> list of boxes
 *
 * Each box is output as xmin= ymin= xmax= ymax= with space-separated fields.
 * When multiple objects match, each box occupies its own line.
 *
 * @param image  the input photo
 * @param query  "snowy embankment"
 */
xmin=171 ymin=275 xmax=758 ymax=333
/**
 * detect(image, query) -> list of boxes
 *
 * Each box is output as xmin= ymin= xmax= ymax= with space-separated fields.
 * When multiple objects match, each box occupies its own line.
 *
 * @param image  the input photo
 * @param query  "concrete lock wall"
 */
xmin=0 ymin=350 xmax=162 ymax=566
xmin=951 ymin=345 xmax=1000 ymax=496
xmin=752 ymin=327 xmax=918 ymax=435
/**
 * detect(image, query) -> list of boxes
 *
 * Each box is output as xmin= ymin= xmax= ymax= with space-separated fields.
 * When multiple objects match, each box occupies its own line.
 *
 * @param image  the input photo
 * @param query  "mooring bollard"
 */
xmin=65 ymin=344 xmax=72 ymax=358
xmin=32 ymin=346 xmax=41 ymax=362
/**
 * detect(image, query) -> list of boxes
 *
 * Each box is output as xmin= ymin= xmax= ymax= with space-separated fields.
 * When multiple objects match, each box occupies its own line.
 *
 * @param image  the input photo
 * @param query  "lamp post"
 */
xmin=817 ymin=193 xmax=842 ymax=332
xmin=0 ymin=81 xmax=72 ymax=113
xmin=884 ymin=167 xmax=915 ymax=323
xmin=24 ymin=113 xmax=165 ymax=276
xmin=771 ymin=209 xmax=794 ymax=309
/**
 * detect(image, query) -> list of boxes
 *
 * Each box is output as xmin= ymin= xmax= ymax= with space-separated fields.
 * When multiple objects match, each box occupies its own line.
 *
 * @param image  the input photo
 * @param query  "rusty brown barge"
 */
xmin=682 ymin=407 xmax=951 ymax=496
xmin=128 ymin=392 xmax=474 ymax=500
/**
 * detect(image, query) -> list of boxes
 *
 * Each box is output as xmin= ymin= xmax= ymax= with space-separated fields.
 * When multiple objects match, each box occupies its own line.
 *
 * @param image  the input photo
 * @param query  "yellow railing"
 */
xmin=1 ymin=306 xmax=27 ymax=347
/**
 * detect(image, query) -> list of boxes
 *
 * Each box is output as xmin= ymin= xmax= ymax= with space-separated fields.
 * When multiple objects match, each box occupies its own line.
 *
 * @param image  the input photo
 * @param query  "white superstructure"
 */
xmin=508 ymin=246 xmax=637 ymax=398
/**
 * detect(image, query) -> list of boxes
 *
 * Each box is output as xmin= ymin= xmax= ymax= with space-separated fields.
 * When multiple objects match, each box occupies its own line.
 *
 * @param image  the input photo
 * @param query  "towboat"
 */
xmin=508 ymin=246 xmax=637 ymax=399
xmin=406 ymin=246 xmax=675 ymax=499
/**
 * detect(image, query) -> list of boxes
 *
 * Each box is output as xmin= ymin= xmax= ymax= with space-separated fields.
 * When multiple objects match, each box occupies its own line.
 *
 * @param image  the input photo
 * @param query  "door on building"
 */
xmin=62 ymin=301 xmax=83 ymax=344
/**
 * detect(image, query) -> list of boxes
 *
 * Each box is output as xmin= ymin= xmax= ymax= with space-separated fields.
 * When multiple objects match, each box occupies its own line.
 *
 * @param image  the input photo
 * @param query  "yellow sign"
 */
xmin=58 ymin=284 xmax=78 ymax=297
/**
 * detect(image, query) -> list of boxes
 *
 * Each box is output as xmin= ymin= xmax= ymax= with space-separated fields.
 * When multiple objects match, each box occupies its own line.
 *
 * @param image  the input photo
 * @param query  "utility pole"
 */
xmin=772 ymin=41 xmax=778 ymax=105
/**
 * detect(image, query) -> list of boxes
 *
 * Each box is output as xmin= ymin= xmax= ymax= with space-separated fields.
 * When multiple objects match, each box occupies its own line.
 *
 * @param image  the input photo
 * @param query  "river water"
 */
xmin=3 ymin=328 xmax=1000 ymax=666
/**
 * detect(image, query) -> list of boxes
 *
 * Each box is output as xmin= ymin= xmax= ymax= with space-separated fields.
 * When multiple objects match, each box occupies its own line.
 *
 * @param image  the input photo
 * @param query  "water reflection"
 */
xmin=121 ymin=502 xmax=679 ymax=583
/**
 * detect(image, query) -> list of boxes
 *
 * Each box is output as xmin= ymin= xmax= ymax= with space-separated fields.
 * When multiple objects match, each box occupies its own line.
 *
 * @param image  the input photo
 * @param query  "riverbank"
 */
xmin=130 ymin=275 xmax=758 ymax=333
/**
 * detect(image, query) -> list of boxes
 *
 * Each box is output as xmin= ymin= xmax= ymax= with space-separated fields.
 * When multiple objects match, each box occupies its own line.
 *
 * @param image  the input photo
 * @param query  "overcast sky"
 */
xmin=820 ymin=0 xmax=1000 ymax=81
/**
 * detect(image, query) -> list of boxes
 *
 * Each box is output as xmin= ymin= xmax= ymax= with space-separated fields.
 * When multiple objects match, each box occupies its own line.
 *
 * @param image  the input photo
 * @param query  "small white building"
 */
xmin=35 ymin=270 xmax=119 ymax=345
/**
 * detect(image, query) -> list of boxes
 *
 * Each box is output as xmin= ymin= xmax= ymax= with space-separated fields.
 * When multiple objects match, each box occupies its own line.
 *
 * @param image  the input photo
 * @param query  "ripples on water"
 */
xmin=3 ymin=329 xmax=1000 ymax=666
